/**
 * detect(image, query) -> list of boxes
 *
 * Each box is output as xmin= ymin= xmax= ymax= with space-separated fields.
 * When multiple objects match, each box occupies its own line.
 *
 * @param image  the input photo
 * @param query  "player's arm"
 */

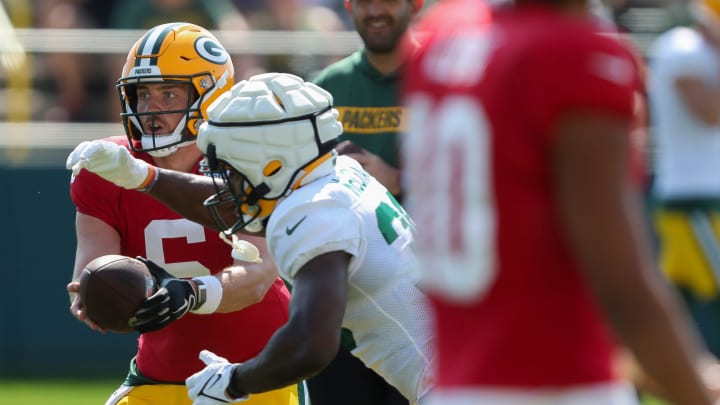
xmin=67 ymin=212 xmax=122 ymax=332
xmin=209 ymin=261 xmax=279 ymax=314
xmin=66 ymin=140 xmax=228 ymax=230
xmin=144 ymin=167 xmax=221 ymax=230
xmin=186 ymin=251 xmax=350 ymax=400
xmin=337 ymin=141 xmax=402 ymax=197
xmin=230 ymin=251 xmax=349 ymax=390
xmin=213 ymin=234 xmax=280 ymax=313
xmin=552 ymin=110 xmax=714 ymax=404
xmin=131 ymin=236 xmax=280 ymax=333
xmin=675 ymin=74 xmax=720 ymax=126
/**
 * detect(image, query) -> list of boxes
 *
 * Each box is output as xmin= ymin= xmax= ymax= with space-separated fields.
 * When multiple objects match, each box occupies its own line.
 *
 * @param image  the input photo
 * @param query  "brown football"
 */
xmin=78 ymin=255 xmax=155 ymax=333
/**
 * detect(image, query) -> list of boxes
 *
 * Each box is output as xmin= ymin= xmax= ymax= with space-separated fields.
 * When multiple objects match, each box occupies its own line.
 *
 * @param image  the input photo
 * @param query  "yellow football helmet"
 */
xmin=117 ymin=22 xmax=234 ymax=157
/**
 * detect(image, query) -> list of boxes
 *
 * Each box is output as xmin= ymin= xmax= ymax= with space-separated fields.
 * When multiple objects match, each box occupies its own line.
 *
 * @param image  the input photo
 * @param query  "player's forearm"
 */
xmin=567 ymin=193 xmax=712 ymax=404
xmin=146 ymin=168 xmax=219 ymax=229
xmin=354 ymin=153 xmax=402 ymax=196
xmin=227 ymin=253 xmax=348 ymax=395
xmin=607 ymin=225 xmax=709 ymax=405
xmin=213 ymin=262 xmax=279 ymax=313
xmin=676 ymin=77 xmax=720 ymax=126
xmin=230 ymin=321 xmax=339 ymax=394
xmin=613 ymin=286 xmax=712 ymax=405
xmin=594 ymin=236 xmax=708 ymax=403
xmin=383 ymin=166 xmax=402 ymax=197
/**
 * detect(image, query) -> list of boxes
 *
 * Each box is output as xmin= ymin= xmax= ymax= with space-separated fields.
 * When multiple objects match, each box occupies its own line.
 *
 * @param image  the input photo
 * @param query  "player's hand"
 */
xmin=186 ymin=350 xmax=247 ymax=404
xmin=66 ymin=280 xmax=106 ymax=333
xmin=66 ymin=140 xmax=155 ymax=190
xmin=699 ymin=356 xmax=720 ymax=401
xmin=130 ymin=257 xmax=197 ymax=333
xmin=336 ymin=141 xmax=401 ymax=196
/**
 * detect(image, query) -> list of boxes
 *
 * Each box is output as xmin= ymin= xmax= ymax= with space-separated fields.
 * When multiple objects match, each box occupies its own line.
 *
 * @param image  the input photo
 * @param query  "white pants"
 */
xmin=423 ymin=381 xmax=639 ymax=405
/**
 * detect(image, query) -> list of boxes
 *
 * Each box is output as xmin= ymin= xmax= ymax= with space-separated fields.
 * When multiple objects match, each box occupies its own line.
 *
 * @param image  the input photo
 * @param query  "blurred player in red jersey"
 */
xmin=66 ymin=23 xmax=299 ymax=405
xmin=402 ymin=0 xmax=718 ymax=404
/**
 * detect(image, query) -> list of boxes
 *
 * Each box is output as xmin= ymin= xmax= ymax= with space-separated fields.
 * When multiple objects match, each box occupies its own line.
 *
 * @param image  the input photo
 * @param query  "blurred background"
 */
xmin=0 ymin=0 xmax=686 ymax=395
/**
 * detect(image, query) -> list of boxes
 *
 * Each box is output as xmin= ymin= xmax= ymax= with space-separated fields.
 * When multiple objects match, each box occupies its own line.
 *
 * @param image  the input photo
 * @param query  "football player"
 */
xmin=650 ymin=0 xmax=720 ymax=361
xmin=66 ymin=72 xmax=434 ymax=405
xmin=402 ymin=0 xmax=718 ymax=404
xmin=312 ymin=1 xmax=425 ymax=401
xmin=65 ymin=23 xmax=299 ymax=405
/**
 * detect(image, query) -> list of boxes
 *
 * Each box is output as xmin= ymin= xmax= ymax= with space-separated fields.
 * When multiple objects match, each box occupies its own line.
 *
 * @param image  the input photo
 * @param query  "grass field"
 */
xmin=0 ymin=379 xmax=121 ymax=404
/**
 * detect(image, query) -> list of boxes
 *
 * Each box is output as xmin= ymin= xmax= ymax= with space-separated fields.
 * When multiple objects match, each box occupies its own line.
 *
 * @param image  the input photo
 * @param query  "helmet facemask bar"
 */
xmin=117 ymin=72 xmax=214 ymax=155
xmin=203 ymin=144 xmax=270 ymax=235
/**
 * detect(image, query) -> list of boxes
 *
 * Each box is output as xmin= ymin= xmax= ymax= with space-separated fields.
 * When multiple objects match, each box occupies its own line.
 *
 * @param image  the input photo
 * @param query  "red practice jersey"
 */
xmin=70 ymin=136 xmax=291 ymax=382
xmin=404 ymin=1 xmax=641 ymax=389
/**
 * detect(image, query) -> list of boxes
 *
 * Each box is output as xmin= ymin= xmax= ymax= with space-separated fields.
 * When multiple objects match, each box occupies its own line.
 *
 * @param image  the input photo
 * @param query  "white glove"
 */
xmin=186 ymin=350 xmax=247 ymax=404
xmin=66 ymin=140 xmax=154 ymax=190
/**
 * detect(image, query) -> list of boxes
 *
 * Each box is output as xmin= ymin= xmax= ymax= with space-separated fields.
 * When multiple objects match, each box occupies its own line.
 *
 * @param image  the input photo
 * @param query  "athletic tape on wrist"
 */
xmin=190 ymin=275 xmax=222 ymax=314
xmin=137 ymin=165 xmax=159 ymax=192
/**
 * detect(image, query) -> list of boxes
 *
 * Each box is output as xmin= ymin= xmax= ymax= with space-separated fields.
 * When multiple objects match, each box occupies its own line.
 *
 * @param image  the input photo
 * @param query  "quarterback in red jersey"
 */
xmin=403 ymin=0 xmax=715 ymax=404
xmin=66 ymin=23 xmax=297 ymax=405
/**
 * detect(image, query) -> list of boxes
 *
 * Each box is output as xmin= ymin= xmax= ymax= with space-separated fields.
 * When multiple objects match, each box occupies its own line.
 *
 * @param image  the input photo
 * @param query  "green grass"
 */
xmin=0 ymin=379 xmax=121 ymax=405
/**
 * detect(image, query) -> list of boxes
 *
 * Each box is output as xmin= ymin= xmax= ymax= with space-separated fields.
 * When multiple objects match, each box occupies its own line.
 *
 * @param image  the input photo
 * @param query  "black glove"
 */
xmin=130 ymin=257 xmax=198 ymax=334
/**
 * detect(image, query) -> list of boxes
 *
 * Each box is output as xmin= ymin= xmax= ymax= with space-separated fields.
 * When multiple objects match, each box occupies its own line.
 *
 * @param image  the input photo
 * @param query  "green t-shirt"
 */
xmin=313 ymin=50 xmax=405 ymax=169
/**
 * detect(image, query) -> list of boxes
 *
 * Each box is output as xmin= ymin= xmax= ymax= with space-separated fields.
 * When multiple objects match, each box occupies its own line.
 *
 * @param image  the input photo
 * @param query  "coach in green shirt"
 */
xmin=314 ymin=0 xmax=424 ymax=201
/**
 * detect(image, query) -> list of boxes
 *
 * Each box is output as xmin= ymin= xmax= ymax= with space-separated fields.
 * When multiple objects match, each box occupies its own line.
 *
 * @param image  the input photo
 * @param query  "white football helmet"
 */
xmin=198 ymin=72 xmax=343 ymax=233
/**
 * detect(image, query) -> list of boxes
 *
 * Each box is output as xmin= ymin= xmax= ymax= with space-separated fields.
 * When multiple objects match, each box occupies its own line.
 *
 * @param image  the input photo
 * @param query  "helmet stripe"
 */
xmin=134 ymin=22 xmax=182 ymax=67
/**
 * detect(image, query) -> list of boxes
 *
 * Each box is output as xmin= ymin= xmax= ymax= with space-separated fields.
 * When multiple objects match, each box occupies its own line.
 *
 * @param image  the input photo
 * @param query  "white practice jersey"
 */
xmin=266 ymin=156 xmax=434 ymax=402
xmin=649 ymin=27 xmax=720 ymax=199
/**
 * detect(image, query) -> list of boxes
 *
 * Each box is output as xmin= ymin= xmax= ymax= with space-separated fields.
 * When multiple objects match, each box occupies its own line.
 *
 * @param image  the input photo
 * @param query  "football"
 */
xmin=78 ymin=255 xmax=156 ymax=333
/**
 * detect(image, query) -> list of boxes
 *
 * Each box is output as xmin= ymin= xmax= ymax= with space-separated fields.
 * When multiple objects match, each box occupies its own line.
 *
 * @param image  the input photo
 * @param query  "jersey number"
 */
xmin=144 ymin=218 xmax=212 ymax=278
xmin=404 ymin=95 xmax=497 ymax=302
xmin=376 ymin=192 xmax=413 ymax=245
